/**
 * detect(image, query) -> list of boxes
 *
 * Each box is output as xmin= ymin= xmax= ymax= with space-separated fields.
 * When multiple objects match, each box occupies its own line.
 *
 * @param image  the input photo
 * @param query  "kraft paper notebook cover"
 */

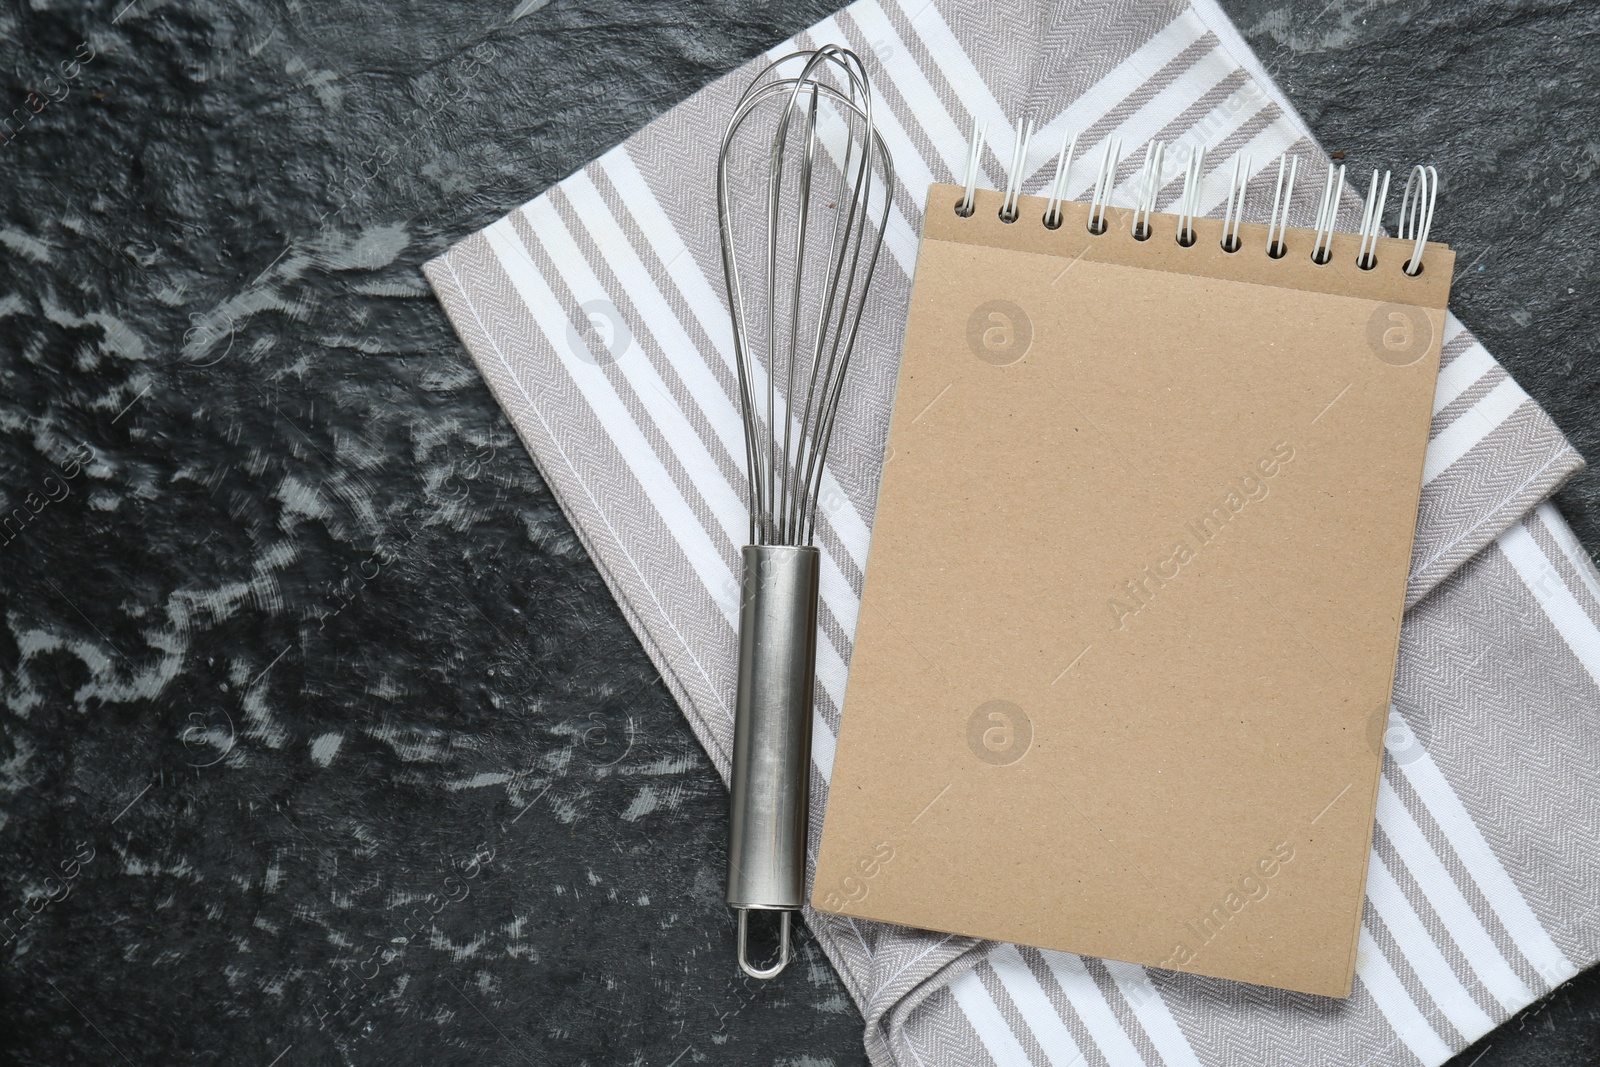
xmin=812 ymin=181 xmax=1455 ymax=999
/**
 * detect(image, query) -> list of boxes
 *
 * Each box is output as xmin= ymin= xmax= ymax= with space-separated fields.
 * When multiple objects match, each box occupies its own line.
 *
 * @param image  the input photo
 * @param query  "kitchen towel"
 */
xmin=422 ymin=0 xmax=1600 ymax=1063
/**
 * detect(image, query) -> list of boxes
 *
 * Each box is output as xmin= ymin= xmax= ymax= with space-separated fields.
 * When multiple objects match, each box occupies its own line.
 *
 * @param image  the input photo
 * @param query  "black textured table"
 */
xmin=1 ymin=1 xmax=1595 ymax=1064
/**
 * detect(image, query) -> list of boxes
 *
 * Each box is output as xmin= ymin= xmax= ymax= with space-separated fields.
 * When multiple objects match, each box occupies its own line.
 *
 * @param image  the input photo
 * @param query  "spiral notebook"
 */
xmin=812 ymin=157 xmax=1456 ymax=998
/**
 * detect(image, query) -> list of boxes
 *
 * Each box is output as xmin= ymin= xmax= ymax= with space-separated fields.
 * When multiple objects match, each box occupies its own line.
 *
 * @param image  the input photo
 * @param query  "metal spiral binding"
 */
xmin=1312 ymin=162 xmax=1346 ymax=264
xmin=999 ymin=118 xmax=1034 ymax=223
xmin=1398 ymin=165 xmax=1439 ymax=276
xmin=1086 ymin=136 xmax=1122 ymax=235
xmin=954 ymin=122 xmax=1442 ymax=276
xmin=1219 ymin=154 xmax=1251 ymax=252
xmin=1131 ymin=140 xmax=1166 ymax=240
xmin=1356 ymin=168 xmax=1393 ymax=270
xmin=1176 ymin=145 xmax=1206 ymax=247
xmin=1043 ymin=129 xmax=1078 ymax=230
xmin=1265 ymin=154 xmax=1299 ymax=258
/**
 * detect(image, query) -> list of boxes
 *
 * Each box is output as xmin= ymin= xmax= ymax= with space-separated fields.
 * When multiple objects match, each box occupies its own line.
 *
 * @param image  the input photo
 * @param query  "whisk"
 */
xmin=715 ymin=45 xmax=892 ymax=979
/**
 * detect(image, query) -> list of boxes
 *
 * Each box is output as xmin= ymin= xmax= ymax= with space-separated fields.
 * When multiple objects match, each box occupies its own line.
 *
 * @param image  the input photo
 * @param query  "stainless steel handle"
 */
xmin=727 ymin=545 xmax=820 ymax=977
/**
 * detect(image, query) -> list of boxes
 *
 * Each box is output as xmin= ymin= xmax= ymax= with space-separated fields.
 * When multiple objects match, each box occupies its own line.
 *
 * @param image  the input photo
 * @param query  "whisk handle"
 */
xmin=727 ymin=545 xmax=819 ymax=923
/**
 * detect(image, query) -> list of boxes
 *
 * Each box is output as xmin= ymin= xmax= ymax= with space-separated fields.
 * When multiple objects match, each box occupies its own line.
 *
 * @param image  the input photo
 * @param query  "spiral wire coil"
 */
xmin=955 ymin=124 xmax=1440 ymax=275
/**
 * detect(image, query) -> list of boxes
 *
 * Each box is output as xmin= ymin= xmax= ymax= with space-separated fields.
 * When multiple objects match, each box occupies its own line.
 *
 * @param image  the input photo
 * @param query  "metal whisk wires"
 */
xmin=717 ymin=46 xmax=894 ymax=548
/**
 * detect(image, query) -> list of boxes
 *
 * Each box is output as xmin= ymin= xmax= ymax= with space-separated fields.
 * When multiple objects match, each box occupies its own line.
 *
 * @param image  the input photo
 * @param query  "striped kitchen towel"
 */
xmin=422 ymin=0 xmax=1600 ymax=1064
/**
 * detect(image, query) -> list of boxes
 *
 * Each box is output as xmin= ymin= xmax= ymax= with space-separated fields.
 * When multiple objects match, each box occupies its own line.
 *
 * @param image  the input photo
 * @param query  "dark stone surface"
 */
xmin=0 ymin=1 xmax=1593 ymax=1065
